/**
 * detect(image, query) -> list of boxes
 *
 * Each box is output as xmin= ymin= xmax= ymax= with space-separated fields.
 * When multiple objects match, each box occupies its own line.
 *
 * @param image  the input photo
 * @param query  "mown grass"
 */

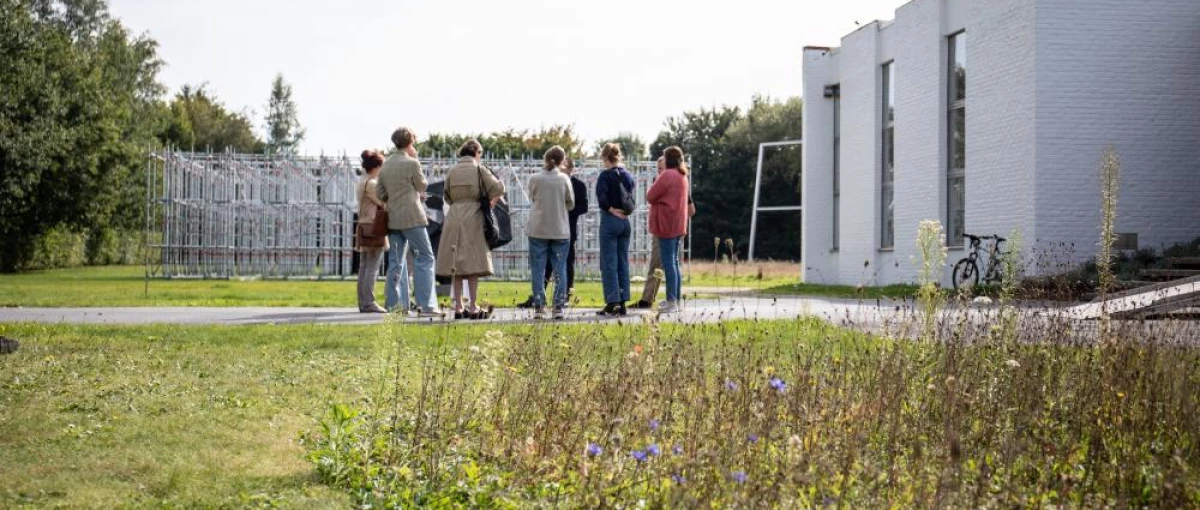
xmin=0 ymin=320 xmax=759 ymax=509
xmin=0 ymin=266 xmax=615 ymax=308
xmin=0 ymin=322 xmax=396 ymax=508
xmin=0 ymin=265 xmax=787 ymax=308
xmin=761 ymin=282 xmax=920 ymax=300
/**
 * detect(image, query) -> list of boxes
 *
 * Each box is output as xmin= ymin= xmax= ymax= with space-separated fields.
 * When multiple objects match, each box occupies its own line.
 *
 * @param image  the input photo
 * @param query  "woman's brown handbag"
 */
xmin=358 ymin=183 xmax=388 ymax=248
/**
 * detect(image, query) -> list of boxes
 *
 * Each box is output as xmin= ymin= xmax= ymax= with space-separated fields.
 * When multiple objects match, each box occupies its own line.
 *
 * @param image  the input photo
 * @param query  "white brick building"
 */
xmin=802 ymin=0 xmax=1200 ymax=286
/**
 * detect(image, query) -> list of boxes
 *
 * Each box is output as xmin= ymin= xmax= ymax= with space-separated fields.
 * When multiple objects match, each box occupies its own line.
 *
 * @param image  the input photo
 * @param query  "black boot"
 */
xmin=617 ymin=302 xmax=628 ymax=315
xmin=596 ymin=303 xmax=620 ymax=316
xmin=516 ymin=296 xmax=536 ymax=309
xmin=631 ymin=299 xmax=653 ymax=309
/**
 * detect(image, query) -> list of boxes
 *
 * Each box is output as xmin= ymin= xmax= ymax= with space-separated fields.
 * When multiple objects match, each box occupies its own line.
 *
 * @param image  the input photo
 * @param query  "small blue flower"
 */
xmin=732 ymin=471 xmax=748 ymax=483
xmin=724 ymin=379 xmax=738 ymax=391
xmin=647 ymin=443 xmax=661 ymax=456
xmin=586 ymin=443 xmax=602 ymax=457
xmin=822 ymin=496 xmax=836 ymax=507
xmin=631 ymin=450 xmax=648 ymax=462
xmin=649 ymin=419 xmax=660 ymax=431
xmin=671 ymin=474 xmax=685 ymax=485
xmin=672 ymin=444 xmax=683 ymax=455
xmin=748 ymin=434 xmax=759 ymax=444
xmin=769 ymin=376 xmax=787 ymax=393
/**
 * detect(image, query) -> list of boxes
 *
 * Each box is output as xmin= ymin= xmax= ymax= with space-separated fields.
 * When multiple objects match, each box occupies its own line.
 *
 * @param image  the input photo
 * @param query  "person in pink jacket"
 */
xmin=645 ymin=146 xmax=690 ymax=313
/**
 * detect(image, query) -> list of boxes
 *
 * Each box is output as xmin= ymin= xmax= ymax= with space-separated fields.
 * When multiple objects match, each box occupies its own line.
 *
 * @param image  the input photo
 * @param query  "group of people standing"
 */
xmin=354 ymin=127 xmax=692 ymax=320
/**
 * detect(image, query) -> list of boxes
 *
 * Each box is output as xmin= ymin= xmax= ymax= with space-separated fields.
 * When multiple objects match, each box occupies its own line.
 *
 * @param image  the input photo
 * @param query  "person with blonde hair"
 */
xmin=595 ymin=142 xmax=636 ymax=316
xmin=435 ymin=139 xmax=506 ymax=319
xmin=516 ymin=156 xmax=588 ymax=309
xmin=645 ymin=145 xmax=691 ymax=313
xmin=525 ymin=146 xmax=574 ymax=319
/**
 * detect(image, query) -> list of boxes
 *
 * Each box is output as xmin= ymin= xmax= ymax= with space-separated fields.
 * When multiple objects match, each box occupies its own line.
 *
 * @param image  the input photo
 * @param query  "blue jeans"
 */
xmin=659 ymin=236 xmax=683 ymax=302
xmin=529 ymin=238 xmax=569 ymax=309
xmin=385 ymin=227 xmax=438 ymax=312
xmin=599 ymin=214 xmax=631 ymax=304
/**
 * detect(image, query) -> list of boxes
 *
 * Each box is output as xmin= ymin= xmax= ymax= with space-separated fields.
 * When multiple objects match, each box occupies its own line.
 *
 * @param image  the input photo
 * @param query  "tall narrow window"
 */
xmin=881 ymin=62 xmax=895 ymax=249
xmin=947 ymin=32 xmax=967 ymax=246
xmin=832 ymin=87 xmax=841 ymax=251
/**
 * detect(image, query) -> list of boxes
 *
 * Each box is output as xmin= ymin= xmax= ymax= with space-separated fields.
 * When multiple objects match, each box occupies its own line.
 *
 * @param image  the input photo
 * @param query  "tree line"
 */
xmin=0 ymin=0 xmax=801 ymax=271
xmin=0 ymin=0 xmax=304 ymax=271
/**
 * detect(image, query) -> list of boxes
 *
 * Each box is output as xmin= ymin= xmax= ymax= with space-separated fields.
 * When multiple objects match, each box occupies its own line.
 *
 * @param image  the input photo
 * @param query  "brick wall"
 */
xmin=803 ymin=0 xmax=1199 ymax=285
xmin=1035 ymin=0 xmax=1200 ymax=261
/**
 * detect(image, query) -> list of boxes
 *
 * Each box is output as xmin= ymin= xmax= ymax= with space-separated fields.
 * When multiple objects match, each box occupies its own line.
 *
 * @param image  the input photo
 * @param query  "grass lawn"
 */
xmin=0 ymin=266 xmax=614 ymax=308
xmin=0 ymin=319 xmax=796 ymax=509
xmin=0 ymin=320 xmax=498 ymax=508
xmin=0 ymin=264 xmax=803 ymax=308
xmin=4 ymin=318 xmax=1198 ymax=508
xmin=761 ymin=282 xmax=920 ymax=300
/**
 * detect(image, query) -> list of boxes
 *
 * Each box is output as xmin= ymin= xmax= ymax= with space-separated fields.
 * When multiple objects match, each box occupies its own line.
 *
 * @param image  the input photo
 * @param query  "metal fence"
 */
xmin=147 ymin=151 xmax=687 ymax=280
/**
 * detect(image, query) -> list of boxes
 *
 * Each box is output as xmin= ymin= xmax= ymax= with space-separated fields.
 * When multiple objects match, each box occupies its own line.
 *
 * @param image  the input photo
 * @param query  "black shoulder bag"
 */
xmin=477 ymin=164 xmax=512 ymax=250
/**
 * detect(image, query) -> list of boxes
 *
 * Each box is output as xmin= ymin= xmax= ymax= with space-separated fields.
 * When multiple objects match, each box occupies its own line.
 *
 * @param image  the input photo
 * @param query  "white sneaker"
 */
xmin=658 ymin=301 xmax=680 ymax=314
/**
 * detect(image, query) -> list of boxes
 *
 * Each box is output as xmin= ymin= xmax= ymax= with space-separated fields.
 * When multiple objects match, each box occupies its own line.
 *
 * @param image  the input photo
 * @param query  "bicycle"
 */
xmin=952 ymin=234 xmax=1007 ymax=291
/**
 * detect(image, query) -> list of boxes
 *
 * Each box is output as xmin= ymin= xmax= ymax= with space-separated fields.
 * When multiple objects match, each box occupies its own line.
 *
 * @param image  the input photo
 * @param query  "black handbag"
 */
xmin=477 ymin=165 xmax=512 ymax=250
xmin=613 ymin=168 xmax=636 ymax=215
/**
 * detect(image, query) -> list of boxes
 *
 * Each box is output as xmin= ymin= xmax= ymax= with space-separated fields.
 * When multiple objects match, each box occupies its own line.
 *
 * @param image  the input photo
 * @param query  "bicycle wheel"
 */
xmin=952 ymin=258 xmax=980 ymax=291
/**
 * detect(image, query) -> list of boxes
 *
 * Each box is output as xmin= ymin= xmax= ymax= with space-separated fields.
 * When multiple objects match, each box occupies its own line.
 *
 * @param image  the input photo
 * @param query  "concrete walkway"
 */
xmin=4 ymin=296 xmax=1194 ymax=344
xmin=0 ymin=296 xmax=911 ymax=328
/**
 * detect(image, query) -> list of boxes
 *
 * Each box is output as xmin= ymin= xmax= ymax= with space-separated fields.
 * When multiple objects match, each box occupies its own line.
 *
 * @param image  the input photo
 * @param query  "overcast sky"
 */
xmin=108 ymin=0 xmax=904 ymax=155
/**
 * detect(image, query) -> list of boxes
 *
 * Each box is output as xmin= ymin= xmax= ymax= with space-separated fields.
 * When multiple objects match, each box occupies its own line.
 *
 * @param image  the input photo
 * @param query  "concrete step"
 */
xmin=1069 ymin=274 xmax=1200 ymax=320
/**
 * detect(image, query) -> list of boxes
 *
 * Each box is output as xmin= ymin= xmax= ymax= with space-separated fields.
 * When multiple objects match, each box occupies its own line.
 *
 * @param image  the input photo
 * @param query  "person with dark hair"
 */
xmin=436 ymin=139 xmax=505 ymax=319
xmin=516 ymin=156 xmax=588 ymax=309
xmin=526 ymin=146 xmax=574 ymax=319
xmin=633 ymin=155 xmax=695 ymax=309
xmin=355 ymin=150 xmax=389 ymax=313
xmin=595 ymin=142 xmax=635 ymax=316
xmin=376 ymin=127 xmax=443 ymax=317
xmin=645 ymin=145 xmax=691 ymax=313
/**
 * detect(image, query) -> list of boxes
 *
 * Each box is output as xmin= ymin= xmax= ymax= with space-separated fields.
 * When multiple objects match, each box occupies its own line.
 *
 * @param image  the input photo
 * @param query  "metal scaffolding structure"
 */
xmin=147 ymin=151 xmax=686 ymax=280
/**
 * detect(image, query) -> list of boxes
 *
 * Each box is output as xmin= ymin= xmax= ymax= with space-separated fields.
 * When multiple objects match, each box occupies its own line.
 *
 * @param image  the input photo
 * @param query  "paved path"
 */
xmin=4 ymin=296 xmax=1193 ymax=344
xmin=0 ymin=296 xmax=912 ymax=327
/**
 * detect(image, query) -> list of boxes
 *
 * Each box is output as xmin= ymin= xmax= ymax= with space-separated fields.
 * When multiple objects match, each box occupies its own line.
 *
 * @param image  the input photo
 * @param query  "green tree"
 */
xmin=160 ymin=85 xmax=265 ymax=153
xmin=417 ymin=125 xmax=585 ymax=160
xmin=265 ymin=73 xmax=304 ymax=154
xmin=650 ymin=96 xmax=802 ymax=261
xmin=595 ymin=132 xmax=647 ymax=161
xmin=0 ymin=0 xmax=165 ymax=271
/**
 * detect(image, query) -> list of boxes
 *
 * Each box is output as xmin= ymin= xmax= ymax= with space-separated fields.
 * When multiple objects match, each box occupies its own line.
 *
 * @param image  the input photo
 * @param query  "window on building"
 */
xmin=881 ymin=62 xmax=895 ymax=249
xmin=832 ymin=87 xmax=841 ymax=251
xmin=947 ymin=32 xmax=966 ymax=247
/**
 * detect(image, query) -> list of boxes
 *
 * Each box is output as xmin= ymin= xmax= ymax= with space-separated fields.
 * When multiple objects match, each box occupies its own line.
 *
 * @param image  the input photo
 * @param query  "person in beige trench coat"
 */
xmin=435 ymin=139 xmax=505 ymax=318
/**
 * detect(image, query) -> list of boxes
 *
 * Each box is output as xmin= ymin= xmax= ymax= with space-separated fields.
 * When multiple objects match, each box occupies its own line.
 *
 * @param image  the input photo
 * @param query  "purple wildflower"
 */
xmin=769 ymin=376 xmax=787 ymax=393
xmin=672 ymin=444 xmax=683 ymax=455
xmin=647 ymin=444 xmax=661 ymax=456
xmin=748 ymin=434 xmax=759 ymax=444
xmin=724 ymin=379 xmax=738 ymax=391
xmin=732 ymin=471 xmax=748 ymax=483
xmin=649 ymin=419 xmax=660 ymax=431
xmin=586 ymin=443 xmax=602 ymax=457
xmin=671 ymin=474 xmax=685 ymax=485
xmin=631 ymin=450 xmax=648 ymax=462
